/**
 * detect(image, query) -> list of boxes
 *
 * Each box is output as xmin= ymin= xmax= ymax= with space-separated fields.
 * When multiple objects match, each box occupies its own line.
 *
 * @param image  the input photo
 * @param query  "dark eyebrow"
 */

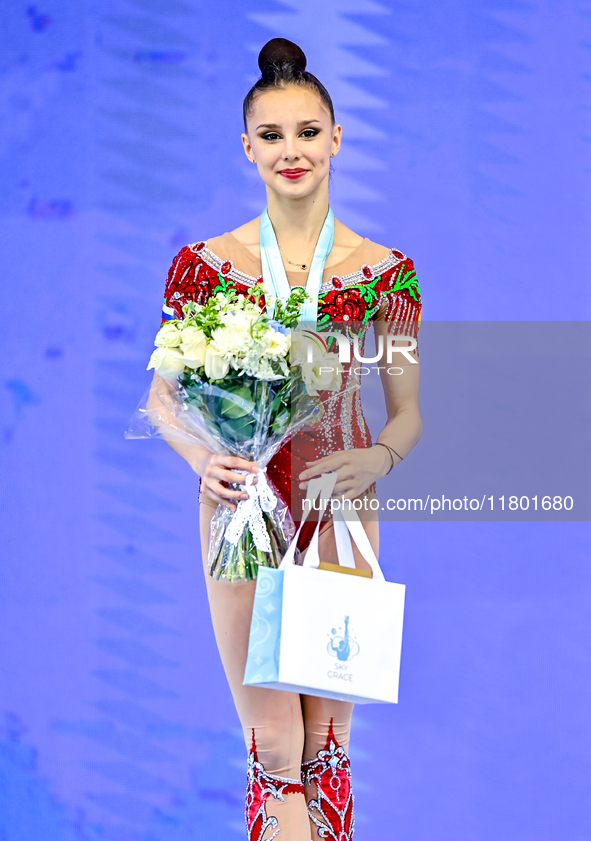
xmin=255 ymin=120 xmax=322 ymax=130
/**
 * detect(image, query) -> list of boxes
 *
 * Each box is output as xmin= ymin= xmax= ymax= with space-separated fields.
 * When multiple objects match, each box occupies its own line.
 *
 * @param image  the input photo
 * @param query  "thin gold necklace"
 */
xmin=277 ymin=241 xmax=315 ymax=270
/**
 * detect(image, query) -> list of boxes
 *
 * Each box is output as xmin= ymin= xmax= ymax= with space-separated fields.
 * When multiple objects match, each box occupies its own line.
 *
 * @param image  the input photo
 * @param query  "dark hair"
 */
xmin=243 ymin=38 xmax=335 ymax=129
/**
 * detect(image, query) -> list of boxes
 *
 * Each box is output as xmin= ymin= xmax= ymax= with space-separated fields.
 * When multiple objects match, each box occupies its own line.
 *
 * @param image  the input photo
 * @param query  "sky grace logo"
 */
xmin=327 ymin=616 xmax=360 ymax=663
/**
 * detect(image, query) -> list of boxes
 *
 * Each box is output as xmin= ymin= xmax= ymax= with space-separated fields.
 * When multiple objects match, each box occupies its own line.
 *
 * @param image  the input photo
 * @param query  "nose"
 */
xmin=281 ymin=135 xmax=300 ymax=162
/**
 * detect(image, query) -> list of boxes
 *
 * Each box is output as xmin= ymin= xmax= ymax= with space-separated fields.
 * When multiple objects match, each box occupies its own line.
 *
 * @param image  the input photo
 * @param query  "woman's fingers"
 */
xmin=333 ymin=480 xmax=358 ymax=497
xmin=208 ymin=488 xmax=236 ymax=511
xmin=297 ymin=480 xmax=362 ymax=500
xmin=215 ymin=467 xmax=255 ymax=486
xmin=300 ymin=453 xmax=343 ymax=479
xmin=207 ymin=455 xmax=258 ymax=487
xmin=218 ymin=498 xmax=237 ymax=512
xmin=200 ymin=486 xmax=238 ymax=512
xmin=206 ymin=458 xmax=256 ymax=488
xmin=299 ymin=462 xmax=356 ymax=490
xmin=218 ymin=455 xmax=258 ymax=473
xmin=299 ymin=454 xmax=349 ymax=480
xmin=201 ymin=454 xmax=259 ymax=511
xmin=204 ymin=474 xmax=248 ymax=500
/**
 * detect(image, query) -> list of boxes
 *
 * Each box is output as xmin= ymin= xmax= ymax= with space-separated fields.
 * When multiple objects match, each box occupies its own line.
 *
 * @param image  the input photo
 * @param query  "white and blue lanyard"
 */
xmin=259 ymin=205 xmax=335 ymax=324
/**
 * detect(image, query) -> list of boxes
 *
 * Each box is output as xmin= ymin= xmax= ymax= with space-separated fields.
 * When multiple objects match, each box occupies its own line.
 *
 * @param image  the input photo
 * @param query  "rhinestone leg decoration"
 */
xmin=246 ymin=729 xmax=305 ymax=841
xmin=301 ymin=718 xmax=354 ymax=841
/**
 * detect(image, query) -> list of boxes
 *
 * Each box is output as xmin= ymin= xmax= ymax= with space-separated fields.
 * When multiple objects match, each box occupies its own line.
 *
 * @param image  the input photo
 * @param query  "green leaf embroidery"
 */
xmin=213 ymin=274 xmax=236 ymax=296
xmin=392 ymin=267 xmax=421 ymax=302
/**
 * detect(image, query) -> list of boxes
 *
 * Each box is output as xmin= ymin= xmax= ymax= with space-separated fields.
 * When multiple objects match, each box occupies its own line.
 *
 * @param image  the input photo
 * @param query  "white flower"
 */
xmin=154 ymin=322 xmax=182 ymax=348
xmin=263 ymin=329 xmax=290 ymax=359
xmin=289 ymin=331 xmax=326 ymax=366
xmin=210 ymin=324 xmax=248 ymax=357
xmin=301 ymin=360 xmax=342 ymax=396
xmin=147 ymin=347 xmax=186 ymax=379
xmin=289 ymin=331 xmax=341 ymax=392
xmin=148 ymin=296 xmax=297 ymax=384
xmin=205 ymin=346 xmax=230 ymax=380
xmin=179 ymin=325 xmax=207 ymax=368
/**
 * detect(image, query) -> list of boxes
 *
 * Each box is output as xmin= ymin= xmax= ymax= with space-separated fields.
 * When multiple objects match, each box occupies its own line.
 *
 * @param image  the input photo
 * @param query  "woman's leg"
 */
xmin=199 ymin=500 xmax=310 ymax=841
xmin=199 ymin=486 xmax=379 ymax=839
xmin=298 ymin=518 xmax=380 ymax=840
xmin=301 ymin=696 xmax=354 ymax=841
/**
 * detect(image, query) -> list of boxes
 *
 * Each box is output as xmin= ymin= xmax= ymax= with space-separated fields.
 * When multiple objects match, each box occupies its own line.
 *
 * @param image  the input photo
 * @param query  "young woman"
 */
xmin=150 ymin=38 xmax=422 ymax=841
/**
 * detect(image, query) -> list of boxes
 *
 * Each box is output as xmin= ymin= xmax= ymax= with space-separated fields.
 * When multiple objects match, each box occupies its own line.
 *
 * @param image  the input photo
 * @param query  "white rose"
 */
xmin=302 ymin=360 xmax=341 ymax=395
xmin=154 ymin=322 xmax=182 ymax=348
xmin=204 ymin=346 xmax=230 ymax=380
xmin=289 ymin=331 xmax=325 ymax=366
xmin=147 ymin=347 xmax=186 ymax=379
xmin=179 ymin=325 xmax=207 ymax=368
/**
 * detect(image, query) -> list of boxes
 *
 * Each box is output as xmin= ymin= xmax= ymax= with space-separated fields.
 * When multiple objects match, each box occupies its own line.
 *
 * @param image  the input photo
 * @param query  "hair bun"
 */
xmin=258 ymin=38 xmax=307 ymax=73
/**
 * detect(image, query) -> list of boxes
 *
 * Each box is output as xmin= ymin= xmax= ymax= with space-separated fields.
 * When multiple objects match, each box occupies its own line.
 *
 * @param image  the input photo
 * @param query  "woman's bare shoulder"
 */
xmin=201 ymin=220 xmax=259 ymax=260
xmin=335 ymin=220 xmax=391 ymax=260
xmin=333 ymin=218 xmax=364 ymax=248
xmin=364 ymin=237 xmax=394 ymax=263
xmin=229 ymin=217 xmax=260 ymax=247
xmin=333 ymin=219 xmax=391 ymax=264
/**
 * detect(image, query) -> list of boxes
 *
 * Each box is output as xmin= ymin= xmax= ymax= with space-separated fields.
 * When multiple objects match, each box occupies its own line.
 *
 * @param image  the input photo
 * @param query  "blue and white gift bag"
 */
xmin=243 ymin=473 xmax=406 ymax=704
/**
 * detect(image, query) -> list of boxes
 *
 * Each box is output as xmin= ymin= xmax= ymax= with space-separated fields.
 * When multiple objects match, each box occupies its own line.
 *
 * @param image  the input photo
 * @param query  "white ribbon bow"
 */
xmin=225 ymin=468 xmax=277 ymax=552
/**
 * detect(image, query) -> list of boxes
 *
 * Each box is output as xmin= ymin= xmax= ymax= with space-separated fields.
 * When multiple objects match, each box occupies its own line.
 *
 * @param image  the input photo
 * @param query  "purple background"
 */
xmin=1 ymin=2 xmax=590 ymax=839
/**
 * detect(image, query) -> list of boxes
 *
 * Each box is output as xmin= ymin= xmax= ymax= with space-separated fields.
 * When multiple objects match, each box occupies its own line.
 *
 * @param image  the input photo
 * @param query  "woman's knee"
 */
xmin=246 ymin=706 xmax=305 ymax=778
xmin=301 ymin=696 xmax=353 ymax=759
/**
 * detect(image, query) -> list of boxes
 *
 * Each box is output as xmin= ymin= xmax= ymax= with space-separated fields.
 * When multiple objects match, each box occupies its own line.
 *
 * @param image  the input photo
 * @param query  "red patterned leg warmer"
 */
xmin=301 ymin=719 xmax=354 ymax=841
xmin=246 ymin=729 xmax=305 ymax=841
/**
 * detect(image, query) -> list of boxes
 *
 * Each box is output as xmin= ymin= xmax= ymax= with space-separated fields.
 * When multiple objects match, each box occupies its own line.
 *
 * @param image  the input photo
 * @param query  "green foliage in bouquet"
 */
xmin=178 ymin=371 xmax=313 ymax=451
xmin=273 ymin=286 xmax=308 ymax=328
xmin=146 ymin=283 xmax=336 ymax=581
xmin=181 ymin=284 xmax=308 ymax=342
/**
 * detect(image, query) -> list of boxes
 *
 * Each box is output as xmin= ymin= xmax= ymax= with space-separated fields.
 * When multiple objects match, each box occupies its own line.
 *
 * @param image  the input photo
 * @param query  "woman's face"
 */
xmin=242 ymin=85 xmax=341 ymax=200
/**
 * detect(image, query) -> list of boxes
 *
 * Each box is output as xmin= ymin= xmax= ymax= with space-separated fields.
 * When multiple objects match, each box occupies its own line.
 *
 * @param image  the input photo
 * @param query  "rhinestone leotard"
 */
xmin=161 ymin=232 xmax=422 ymax=552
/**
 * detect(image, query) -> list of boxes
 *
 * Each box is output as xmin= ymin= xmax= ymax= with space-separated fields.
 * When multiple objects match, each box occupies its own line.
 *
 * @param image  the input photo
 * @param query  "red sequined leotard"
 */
xmin=161 ymin=232 xmax=422 ymax=551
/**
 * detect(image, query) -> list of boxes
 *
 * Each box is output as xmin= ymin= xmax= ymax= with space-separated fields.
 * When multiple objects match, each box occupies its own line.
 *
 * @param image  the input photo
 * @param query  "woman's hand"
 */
xmin=200 ymin=454 xmax=258 ymax=512
xmin=298 ymin=446 xmax=391 ymax=501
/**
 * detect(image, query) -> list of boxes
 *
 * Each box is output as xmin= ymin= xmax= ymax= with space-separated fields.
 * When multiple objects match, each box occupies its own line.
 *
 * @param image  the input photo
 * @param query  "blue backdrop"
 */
xmin=1 ymin=2 xmax=590 ymax=839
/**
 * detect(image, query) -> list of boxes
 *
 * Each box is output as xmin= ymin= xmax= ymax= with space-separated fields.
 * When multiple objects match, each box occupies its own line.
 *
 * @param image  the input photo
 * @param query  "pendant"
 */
xmin=301 ymin=264 xmax=307 ymax=269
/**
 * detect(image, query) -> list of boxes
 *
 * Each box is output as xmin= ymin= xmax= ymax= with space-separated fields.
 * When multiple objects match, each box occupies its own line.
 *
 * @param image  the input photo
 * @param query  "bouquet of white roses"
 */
xmin=126 ymin=286 xmax=342 ymax=581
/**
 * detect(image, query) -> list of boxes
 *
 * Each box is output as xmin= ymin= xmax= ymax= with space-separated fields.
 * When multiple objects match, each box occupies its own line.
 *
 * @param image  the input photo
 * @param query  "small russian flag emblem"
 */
xmin=161 ymin=301 xmax=175 ymax=322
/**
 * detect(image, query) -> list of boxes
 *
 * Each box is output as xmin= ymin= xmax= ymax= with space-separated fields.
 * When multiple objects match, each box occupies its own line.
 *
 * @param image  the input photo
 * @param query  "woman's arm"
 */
xmin=147 ymin=372 xmax=258 ymax=511
xmin=373 ymin=317 xmax=422 ymax=466
xmin=298 ymin=318 xmax=422 ymax=500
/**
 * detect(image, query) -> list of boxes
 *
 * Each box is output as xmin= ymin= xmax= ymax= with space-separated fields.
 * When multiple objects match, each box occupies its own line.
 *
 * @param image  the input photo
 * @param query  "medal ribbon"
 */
xmin=260 ymin=205 xmax=335 ymax=324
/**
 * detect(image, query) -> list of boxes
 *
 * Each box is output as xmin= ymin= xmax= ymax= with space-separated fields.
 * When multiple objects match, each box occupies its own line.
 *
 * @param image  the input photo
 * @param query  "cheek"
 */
xmin=313 ymin=149 xmax=331 ymax=169
xmin=313 ymin=141 xmax=332 ymax=164
xmin=256 ymin=146 xmax=280 ymax=166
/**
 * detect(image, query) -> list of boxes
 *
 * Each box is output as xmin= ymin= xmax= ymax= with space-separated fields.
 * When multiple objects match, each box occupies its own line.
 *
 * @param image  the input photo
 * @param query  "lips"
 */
xmin=278 ymin=168 xmax=308 ymax=180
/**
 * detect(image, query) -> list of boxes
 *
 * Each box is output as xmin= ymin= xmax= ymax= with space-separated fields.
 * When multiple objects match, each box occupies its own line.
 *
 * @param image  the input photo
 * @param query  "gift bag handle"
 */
xmin=332 ymin=508 xmax=385 ymax=581
xmin=279 ymin=472 xmax=338 ymax=569
xmin=279 ymin=472 xmax=385 ymax=582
